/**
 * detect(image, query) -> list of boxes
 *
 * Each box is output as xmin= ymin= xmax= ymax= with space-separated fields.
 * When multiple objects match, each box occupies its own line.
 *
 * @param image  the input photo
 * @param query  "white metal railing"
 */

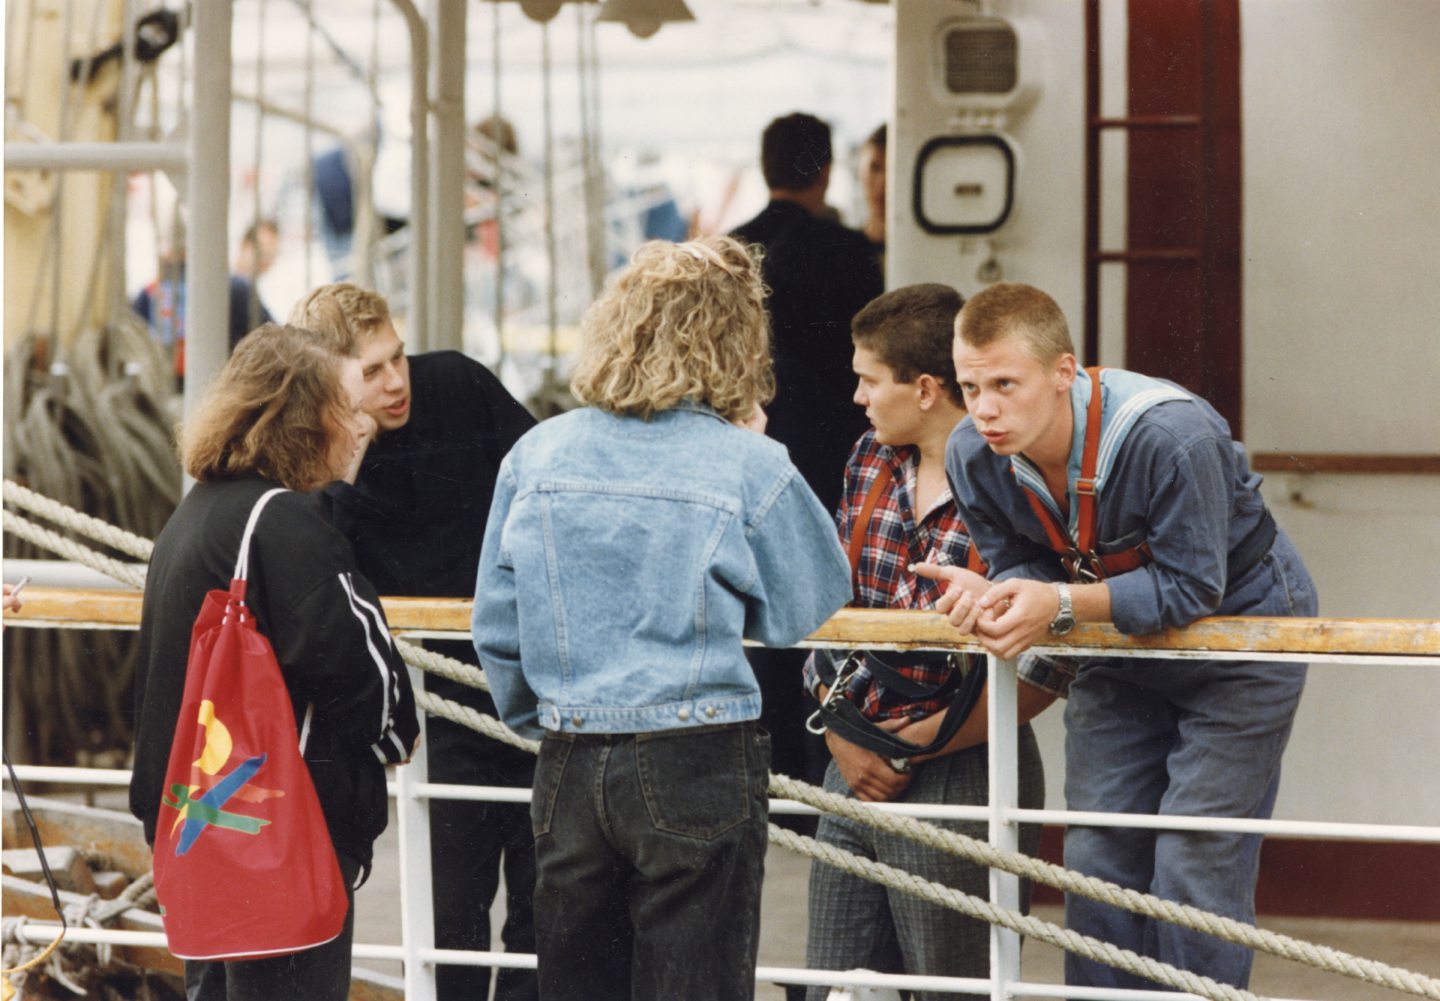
xmin=5 ymin=604 xmax=1440 ymax=1001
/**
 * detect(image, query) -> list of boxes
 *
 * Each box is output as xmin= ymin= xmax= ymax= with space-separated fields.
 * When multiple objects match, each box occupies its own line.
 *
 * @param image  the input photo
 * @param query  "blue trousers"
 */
xmin=1064 ymin=545 xmax=1316 ymax=990
xmin=529 ymin=723 xmax=771 ymax=1001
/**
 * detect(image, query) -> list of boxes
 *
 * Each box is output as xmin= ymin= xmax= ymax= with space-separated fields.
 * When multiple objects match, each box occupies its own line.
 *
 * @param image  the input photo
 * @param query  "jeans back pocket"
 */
xmin=635 ymin=726 xmax=760 ymax=841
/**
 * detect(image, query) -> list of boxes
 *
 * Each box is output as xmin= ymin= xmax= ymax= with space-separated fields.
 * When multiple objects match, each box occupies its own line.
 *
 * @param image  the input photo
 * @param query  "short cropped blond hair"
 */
xmin=955 ymin=282 xmax=1074 ymax=365
xmin=290 ymin=282 xmax=393 ymax=351
xmin=181 ymin=323 xmax=354 ymax=491
xmin=570 ymin=236 xmax=774 ymax=422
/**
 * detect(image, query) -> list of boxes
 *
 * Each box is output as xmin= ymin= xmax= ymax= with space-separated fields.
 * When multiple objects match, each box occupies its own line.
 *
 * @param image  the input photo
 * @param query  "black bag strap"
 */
xmin=812 ymin=649 xmax=987 ymax=759
xmin=862 ymin=650 xmax=961 ymax=700
xmin=816 ymin=451 xmax=991 ymax=759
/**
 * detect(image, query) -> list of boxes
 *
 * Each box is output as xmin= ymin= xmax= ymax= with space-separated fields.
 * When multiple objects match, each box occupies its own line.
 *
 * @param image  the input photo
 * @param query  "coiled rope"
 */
xmin=7 ymin=482 xmax=1440 ymax=1000
xmin=1 ymin=875 xmax=158 ymax=999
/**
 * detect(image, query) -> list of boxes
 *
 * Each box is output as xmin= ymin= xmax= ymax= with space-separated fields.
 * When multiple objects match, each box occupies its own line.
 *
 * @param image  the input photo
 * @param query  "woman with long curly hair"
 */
xmin=474 ymin=236 xmax=851 ymax=1000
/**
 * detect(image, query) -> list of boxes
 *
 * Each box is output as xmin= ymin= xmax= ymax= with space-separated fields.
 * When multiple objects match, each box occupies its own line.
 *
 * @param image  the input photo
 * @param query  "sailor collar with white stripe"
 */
xmin=1010 ymin=368 xmax=1191 ymax=540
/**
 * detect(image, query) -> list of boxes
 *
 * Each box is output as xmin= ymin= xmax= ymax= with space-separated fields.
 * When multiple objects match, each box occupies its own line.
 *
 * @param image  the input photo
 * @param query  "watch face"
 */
xmin=1049 ymin=615 xmax=1076 ymax=636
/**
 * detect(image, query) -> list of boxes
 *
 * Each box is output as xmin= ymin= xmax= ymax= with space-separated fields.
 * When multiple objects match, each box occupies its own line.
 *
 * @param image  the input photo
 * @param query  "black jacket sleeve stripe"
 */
xmin=337 ymin=571 xmax=396 ymax=735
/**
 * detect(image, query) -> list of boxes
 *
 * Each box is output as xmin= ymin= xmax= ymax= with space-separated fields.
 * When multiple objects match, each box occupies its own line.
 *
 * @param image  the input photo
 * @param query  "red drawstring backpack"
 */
xmin=152 ymin=488 xmax=349 ymax=960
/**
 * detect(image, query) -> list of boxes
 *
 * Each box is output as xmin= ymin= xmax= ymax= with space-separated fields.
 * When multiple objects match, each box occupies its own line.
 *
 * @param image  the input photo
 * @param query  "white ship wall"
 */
xmin=1241 ymin=0 xmax=1440 ymax=828
xmin=891 ymin=0 xmax=1440 ymax=827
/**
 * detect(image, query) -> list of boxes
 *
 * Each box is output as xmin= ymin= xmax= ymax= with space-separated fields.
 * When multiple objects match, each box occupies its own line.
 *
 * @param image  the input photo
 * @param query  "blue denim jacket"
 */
xmin=948 ymin=370 xmax=1316 ymax=635
xmin=473 ymin=402 xmax=852 ymax=739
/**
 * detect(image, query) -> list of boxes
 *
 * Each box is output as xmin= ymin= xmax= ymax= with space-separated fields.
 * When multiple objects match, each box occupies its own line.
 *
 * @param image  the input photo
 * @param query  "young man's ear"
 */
xmin=1052 ymin=353 xmax=1078 ymax=393
xmin=915 ymin=373 xmax=940 ymax=409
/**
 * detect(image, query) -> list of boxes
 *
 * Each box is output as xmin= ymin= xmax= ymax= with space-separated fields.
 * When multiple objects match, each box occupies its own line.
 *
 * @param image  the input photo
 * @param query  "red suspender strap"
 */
xmin=1021 ymin=487 xmax=1072 ymax=556
xmin=1077 ymin=368 xmax=1153 ymax=577
xmin=1098 ymin=541 xmax=1153 ymax=575
xmin=964 ymin=537 xmax=988 ymax=575
xmin=847 ymin=463 xmax=894 ymax=580
xmin=1073 ymin=366 xmax=1106 ymax=560
xmin=1016 ymin=366 xmax=1152 ymax=580
xmin=847 ymin=459 xmax=989 ymax=583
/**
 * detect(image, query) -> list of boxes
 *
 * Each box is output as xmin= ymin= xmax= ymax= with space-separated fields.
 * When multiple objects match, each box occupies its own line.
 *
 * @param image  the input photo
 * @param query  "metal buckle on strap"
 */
xmin=1075 ymin=478 xmax=1097 ymax=496
xmin=806 ymin=652 xmax=865 ymax=736
xmin=1062 ymin=551 xmax=1103 ymax=583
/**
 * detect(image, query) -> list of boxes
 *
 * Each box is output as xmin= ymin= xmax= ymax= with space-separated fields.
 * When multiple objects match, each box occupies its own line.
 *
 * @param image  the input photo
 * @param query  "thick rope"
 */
xmin=1 ymin=510 xmax=146 ymax=590
xmin=769 ymin=826 xmax=1258 ymax=1001
xmin=8 ymin=487 xmax=1440 ymax=998
xmin=396 ymin=638 xmax=488 ymax=692
xmin=416 ymin=690 xmax=538 ymax=755
xmin=91 ymin=873 xmax=156 ymax=926
xmin=403 ymin=691 xmax=1257 ymax=1000
xmin=1 ymin=873 xmax=156 ymax=994
xmin=769 ymin=773 xmax=1440 ymax=1000
xmin=0 ymin=918 xmax=66 ymax=988
xmin=3 ymin=480 xmax=154 ymax=561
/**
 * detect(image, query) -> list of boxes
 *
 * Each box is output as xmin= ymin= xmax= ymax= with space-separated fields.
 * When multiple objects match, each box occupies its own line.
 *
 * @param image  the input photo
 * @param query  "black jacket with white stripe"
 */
xmin=130 ymin=476 xmax=419 ymax=876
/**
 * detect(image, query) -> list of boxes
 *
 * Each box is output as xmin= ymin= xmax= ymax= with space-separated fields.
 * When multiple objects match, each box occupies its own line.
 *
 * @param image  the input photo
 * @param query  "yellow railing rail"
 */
xmin=14 ymin=586 xmax=1440 ymax=659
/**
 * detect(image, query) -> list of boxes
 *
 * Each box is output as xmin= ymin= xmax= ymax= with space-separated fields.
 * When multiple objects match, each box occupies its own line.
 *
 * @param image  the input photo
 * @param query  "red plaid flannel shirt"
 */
xmin=802 ymin=431 xmax=981 ymax=722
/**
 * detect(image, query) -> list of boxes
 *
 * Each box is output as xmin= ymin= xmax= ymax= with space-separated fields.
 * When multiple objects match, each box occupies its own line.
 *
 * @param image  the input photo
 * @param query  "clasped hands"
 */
xmin=910 ymin=564 xmax=1061 ymax=661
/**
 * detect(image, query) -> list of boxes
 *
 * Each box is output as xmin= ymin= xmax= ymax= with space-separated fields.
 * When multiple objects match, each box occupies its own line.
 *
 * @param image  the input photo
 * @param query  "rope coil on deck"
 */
xmin=7 ymin=480 xmax=1440 ymax=1000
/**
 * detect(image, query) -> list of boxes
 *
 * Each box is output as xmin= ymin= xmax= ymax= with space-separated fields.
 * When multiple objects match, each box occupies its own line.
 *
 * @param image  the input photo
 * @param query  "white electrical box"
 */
xmin=913 ymin=134 xmax=1016 ymax=235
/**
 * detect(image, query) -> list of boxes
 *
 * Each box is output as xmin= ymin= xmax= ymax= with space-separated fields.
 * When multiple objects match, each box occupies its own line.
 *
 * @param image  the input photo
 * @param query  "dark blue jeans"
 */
xmin=184 ymin=851 xmax=359 ymax=1001
xmin=530 ymin=722 xmax=771 ymax=1001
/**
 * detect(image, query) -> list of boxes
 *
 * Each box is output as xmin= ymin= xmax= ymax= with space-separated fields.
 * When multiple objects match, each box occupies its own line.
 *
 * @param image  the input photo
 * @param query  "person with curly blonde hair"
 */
xmin=474 ymin=236 xmax=852 ymax=1001
xmin=569 ymin=236 xmax=775 ymax=423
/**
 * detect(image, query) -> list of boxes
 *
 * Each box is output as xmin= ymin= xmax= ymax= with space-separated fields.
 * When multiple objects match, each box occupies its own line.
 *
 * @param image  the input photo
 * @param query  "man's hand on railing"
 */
xmin=969 ymin=578 xmax=1062 ymax=659
xmin=912 ymin=562 xmax=991 ymax=634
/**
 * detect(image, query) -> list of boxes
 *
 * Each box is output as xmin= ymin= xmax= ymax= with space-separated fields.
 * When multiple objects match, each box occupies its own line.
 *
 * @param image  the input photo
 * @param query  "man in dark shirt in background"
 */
xmin=731 ymin=112 xmax=884 ymax=826
xmin=294 ymin=284 xmax=539 ymax=1001
xmin=732 ymin=111 xmax=884 ymax=514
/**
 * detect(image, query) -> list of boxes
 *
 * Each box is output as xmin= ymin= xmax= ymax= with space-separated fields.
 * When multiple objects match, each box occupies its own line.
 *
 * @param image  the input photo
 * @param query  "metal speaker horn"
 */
xmin=596 ymin=0 xmax=694 ymax=38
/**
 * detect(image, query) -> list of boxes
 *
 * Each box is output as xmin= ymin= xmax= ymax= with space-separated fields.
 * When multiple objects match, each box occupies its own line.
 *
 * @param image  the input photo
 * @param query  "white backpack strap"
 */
xmin=233 ymin=488 xmax=289 ymax=582
xmin=298 ymin=702 xmax=315 ymax=755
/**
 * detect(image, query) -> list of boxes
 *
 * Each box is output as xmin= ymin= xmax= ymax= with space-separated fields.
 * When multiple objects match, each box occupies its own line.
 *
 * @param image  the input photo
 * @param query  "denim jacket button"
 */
xmin=704 ymin=705 xmax=718 ymax=719
xmin=677 ymin=707 xmax=691 ymax=721
xmin=571 ymin=716 xmax=584 ymax=727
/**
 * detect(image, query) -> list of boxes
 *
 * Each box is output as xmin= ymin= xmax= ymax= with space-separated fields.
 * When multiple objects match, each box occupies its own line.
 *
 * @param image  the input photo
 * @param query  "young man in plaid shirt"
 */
xmin=802 ymin=284 xmax=1061 ymax=998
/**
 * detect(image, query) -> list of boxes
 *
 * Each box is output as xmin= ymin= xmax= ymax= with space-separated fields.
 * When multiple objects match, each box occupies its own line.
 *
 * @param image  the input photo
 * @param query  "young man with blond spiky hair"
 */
xmin=917 ymin=282 xmax=1316 ymax=992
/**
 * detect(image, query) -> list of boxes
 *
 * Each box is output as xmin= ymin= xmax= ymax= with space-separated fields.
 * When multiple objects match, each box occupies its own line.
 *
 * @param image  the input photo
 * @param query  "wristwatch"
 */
xmin=1048 ymin=582 xmax=1076 ymax=636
